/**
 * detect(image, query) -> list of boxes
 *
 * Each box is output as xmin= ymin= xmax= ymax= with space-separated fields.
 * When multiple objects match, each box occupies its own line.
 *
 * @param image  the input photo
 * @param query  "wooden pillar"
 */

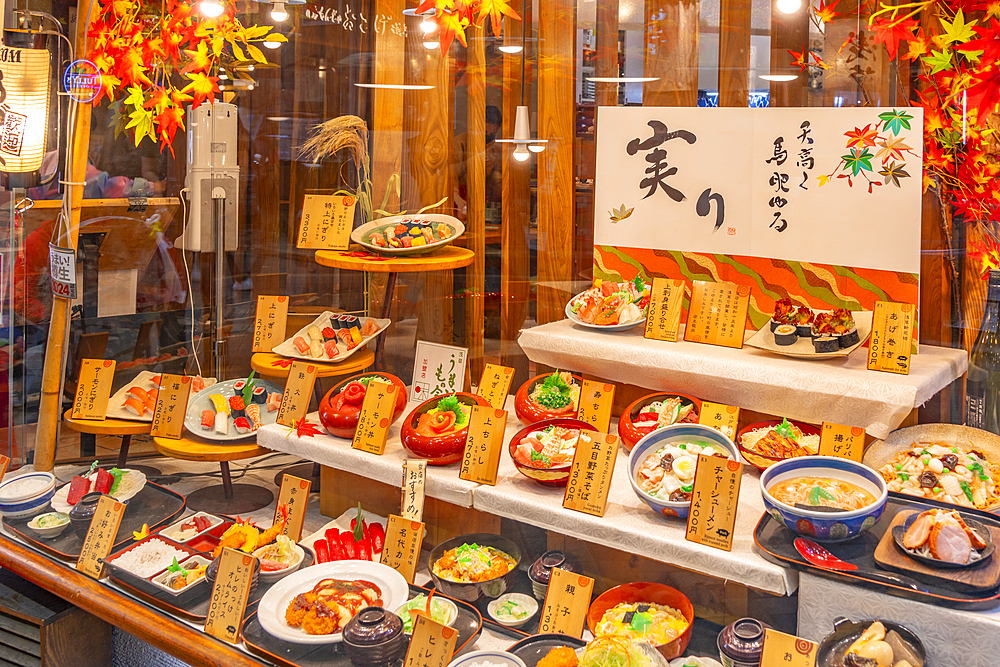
xmin=644 ymin=0 xmax=699 ymax=107
xmin=465 ymin=30 xmax=487 ymax=381
xmin=537 ymin=0 xmax=576 ymax=326
xmin=595 ymin=0 xmax=619 ymax=108
xmin=250 ymin=66 xmax=283 ymax=298
xmin=718 ymin=0 xmax=751 ymax=106
xmin=769 ymin=0 xmax=809 ymax=106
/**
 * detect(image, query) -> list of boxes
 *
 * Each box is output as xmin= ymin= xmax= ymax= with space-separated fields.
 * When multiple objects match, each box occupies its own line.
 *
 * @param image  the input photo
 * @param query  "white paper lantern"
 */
xmin=0 ymin=45 xmax=50 ymax=174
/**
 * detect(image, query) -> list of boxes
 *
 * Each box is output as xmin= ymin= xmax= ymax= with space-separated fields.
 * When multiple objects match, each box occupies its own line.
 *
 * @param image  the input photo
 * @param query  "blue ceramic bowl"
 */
xmin=760 ymin=455 xmax=887 ymax=542
xmin=0 ymin=489 xmax=54 ymax=519
xmin=628 ymin=423 xmax=741 ymax=520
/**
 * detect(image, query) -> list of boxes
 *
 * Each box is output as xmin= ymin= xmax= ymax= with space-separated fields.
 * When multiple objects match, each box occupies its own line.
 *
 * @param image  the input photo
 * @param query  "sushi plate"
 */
xmin=351 ymin=213 xmax=465 ymax=256
xmin=564 ymin=289 xmax=647 ymax=332
xmin=183 ymin=378 xmax=283 ymax=441
xmin=271 ymin=312 xmax=391 ymax=365
xmin=744 ymin=309 xmax=873 ymax=359
xmin=106 ymin=371 xmax=216 ymax=422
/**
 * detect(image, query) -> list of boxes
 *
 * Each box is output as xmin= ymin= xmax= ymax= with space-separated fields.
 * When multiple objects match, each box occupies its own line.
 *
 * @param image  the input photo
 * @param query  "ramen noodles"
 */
xmin=768 ymin=476 xmax=877 ymax=511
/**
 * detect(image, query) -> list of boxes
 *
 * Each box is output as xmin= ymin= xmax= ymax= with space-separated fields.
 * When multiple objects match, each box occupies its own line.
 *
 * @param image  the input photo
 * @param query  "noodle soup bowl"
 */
xmin=760 ymin=456 xmax=888 ymax=542
xmin=628 ymin=424 xmax=741 ymax=520
xmin=429 ymin=533 xmax=521 ymax=603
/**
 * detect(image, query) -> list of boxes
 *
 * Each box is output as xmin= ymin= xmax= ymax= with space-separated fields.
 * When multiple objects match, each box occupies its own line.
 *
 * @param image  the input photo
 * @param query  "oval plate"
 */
xmin=892 ymin=511 xmax=995 ymax=569
xmin=183 ymin=379 xmax=283 ymax=441
xmin=351 ymin=213 xmax=465 ymax=256
xmin=50 ymin=468 xmax=146 ymax=514
xmin=564 ymin=289 xmax=646 ymax=331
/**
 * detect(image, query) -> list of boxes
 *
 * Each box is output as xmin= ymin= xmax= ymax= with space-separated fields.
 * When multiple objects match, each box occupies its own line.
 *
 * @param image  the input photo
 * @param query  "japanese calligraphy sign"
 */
xmin=404 ymin=612 xmax=457 ymax=667
xmin=204 ymin=548 xmax=255 ymax=643
xmin=577 ymin=380 xmax=615 ymax=433
xmin=411 ymin=341 xmax=468 ymax=402
xmin=72 ymin=359 xmax=116 ymax=420
xmin=697 ymin=401 xmax=740 ymax=440
xmin=476 ymin=363 xmax=514 ymax=410
xmin=868 ymin=301 xmax=915 ymax=374
xmin=563 ymin=432 xmax=619 ymax=517
xmin=644 ymin=278 xmax=685 ymax=342
xmin=380 ymin=514 xmax=425 ymax=583
xmin=275 ymin=474 xmax=311 ymax=541
xmin=400 ymin=459 xmax=426 ymax=521
xmin=459 ymin=407 xmax=507 ymax=485
xmin=594 ymin=107 xmax=922 ymax=277
xmin=760 ymin=629 xmax=817 ymax=667
xmin=297 ymin=194 xmax=356 ymax=250
xmin=819 ymin=422 xmax=865 ymax=462
xmin=150 ymin=374 xmax=192 ymax=439
xmin=277 ymin=362 xmax=319 ymax=427
xmin=76 ymin=495 xmax=125 ymax=579
xmin=686 ymin=454 xmax=743 ymax=552
xmin=352 ymin=380 xmax=398 ymax=455
xmin=538 ymin=568 xmax=594 ymax=638
xmin=252 ymin=295 xmax=288 ymax=353
xmin=684 ymin=281 xmax=751 ymax=349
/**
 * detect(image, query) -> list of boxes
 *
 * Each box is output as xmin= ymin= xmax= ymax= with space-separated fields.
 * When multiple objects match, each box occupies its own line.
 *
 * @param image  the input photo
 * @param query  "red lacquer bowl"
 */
xmin=736 ymin=419 xmax=821 ymax=471
xmin=318 ymin=372 xmax=408 ymax=439
xmin=400 ymin=392 xmax=491 ymax=465
xmin=587 ymin=582 xmax=694 ymax=661
xmin=617 ymin=392 xmax=703 ymax=452
xmin=513 ymin=372 xmax=584 ymax=427
xmin=508 ymin=418 xmax=597 ymax=488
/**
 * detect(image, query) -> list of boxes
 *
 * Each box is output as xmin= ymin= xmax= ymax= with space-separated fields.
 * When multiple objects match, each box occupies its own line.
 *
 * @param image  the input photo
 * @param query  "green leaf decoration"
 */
xmin=939 ymin=9 xmax=977 ymax=44
xmin=921 ymin=49 xmax=954 ymax=75
xmin=841 ymin=148 xmax=874 ymax=176
xmin=878 ymin=109 xmax=914 ymax=135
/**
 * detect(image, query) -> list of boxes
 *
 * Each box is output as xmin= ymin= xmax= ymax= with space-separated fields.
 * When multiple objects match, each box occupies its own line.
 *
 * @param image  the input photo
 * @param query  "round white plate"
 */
xmin=564 ymin=289 xmax=647 ymax=332
xmin=351 ymin=214 xmax=465 ymax=256
xmin=183 ymin=379 xmax=283 ymax=441
xmin=256 ymin=560 xmax=408 ymax=645
xmin=50 ymin=468 xmax=147 ymax=514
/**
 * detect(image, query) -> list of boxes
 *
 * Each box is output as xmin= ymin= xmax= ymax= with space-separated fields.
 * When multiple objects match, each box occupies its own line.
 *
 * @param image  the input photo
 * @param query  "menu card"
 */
xmin=868 ymin=300 xmax=915 ymax=374
xmin=276 ymin=362 xmax=319 ymax=427
xmin=538 ymin=567 xmax=594 ymax=637
xmin=577 ymin=380 xmax=615 ymax=433
xmin=401 ymin=459 xmax=426 ymax=521
xmin=686 ymin=454 xmax=743 ymax=551
xmin=275 ymin=474 xmax=311 ymax=541
xmin=476 ymin=363 xmax=514 ymax=410
xmin=380 ymin=514 xmax=425 ymax=583
xmin=351 ymin=380 xmax=397 ymax=455
xmin=562 ymin=432 xmax=619 ymax=517
xmin=818 ymin=422 xmax=865 ymax=462
xmin=204 ymin=548 xmax=256 ymax=643
xmin=404 ymin=613 xmax=457 ymax=667
xmin=644 ymin=278 xmax=685 ymax=342
xmin=760 ymin=629 xmax=817 ymax=667
xmin=76 ymin=495 xmax=125 ymax=579
xmin=149 ymin=374 xmax=192 ymax=439
xmin=252 ymin=295 xmax=288 ymax=353
xmin=683 ymin=281 xmax=751 ymax=349
xmin=297 ymin=194 xmax=356 ymax=250
xmin=459 ymin=407 xmax=507 ymax=485
xmin=697 ymin=400 xmax=740 ymax=440
xmin=72 ymin=359 xmax=116 ymax=420
xmin=0 ymin=456 xmax=9 ymax=481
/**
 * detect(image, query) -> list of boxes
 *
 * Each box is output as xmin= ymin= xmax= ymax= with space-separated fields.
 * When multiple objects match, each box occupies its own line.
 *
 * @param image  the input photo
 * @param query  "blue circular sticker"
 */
xmin=63 ymin=59 xmax=100 ymax=103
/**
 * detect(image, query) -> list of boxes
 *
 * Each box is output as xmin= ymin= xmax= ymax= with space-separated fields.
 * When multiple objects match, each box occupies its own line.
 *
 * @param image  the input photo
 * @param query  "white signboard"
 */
xmin=411 ymin=341 xmax=468 ymax=403
xmin=594 ymin=107 xmax=922 ymax=275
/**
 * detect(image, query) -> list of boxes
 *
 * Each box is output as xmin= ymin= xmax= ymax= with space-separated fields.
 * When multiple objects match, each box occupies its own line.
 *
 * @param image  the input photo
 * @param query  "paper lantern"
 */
xmin=0 ymin=46 xmax=50 ymax=174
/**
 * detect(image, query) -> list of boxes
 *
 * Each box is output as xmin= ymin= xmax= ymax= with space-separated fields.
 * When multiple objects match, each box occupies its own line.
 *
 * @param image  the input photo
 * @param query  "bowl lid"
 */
xmin=717 ymin=618 xmax=770 ymax=661
xmin=343 ymin=607 xmax=403 ymax=645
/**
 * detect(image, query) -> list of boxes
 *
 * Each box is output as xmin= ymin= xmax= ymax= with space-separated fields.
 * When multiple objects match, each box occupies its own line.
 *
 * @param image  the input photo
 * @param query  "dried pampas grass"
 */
xmin=298 ymin=115 xmax=373 ymax=223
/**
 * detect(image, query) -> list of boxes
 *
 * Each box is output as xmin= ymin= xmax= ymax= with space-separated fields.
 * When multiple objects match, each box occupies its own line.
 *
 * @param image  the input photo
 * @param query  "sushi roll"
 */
xmin=773 ymin=324 xmax=798 ymax=346
xmin=813 ymin=335 xmax=839 ymax=353
xmin=769 ymin=298 xmax=796 ymax=332
xmin=791 ymin=306 xmax=815 ymax=337
xmin=229 ymin=396 xmax=246 ymax=419
xmin=252 ymin=386 xmax=267 ymax=405
xmin=292 ymin=336 xmax=310 ymax=354
xmin=266 ymin=392 xmax=282 ymax=413
xmin=209 ymin=394 xmax=229 ymax=415
xmin=233 ymin=380 xmax=246 ymax=394
xmin=324 ymin=339 xmax=340 ymax=359
xmin=322 ymin=327 xmax=337 ymax=342
xmin=246 ymin=404 xmax=262 ymax=430
xmin=832 ymin=308 xmax=860 ymax=348
xmin=122 ymin=396 xmax=146 ymax=417
xmin=200 ymin=409 xmax=215 ymax=430
xmin=214 ymin=411 xmax=229 ymax=435
xmin=233 ymin=417 xmax=253 ymax=435
xmin=309 ymin=338 xmax=324 ymax=358
xmin=128 ymin=386 xmax=150 ymax=403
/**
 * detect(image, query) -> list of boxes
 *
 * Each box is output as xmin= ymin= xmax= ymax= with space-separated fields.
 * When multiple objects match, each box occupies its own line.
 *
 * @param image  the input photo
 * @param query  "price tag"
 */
xmin=644 ymin=278 xmax=685 ymax=342
xmin=76 ymin=495 xmax=125 ymax=579
xmin=562 ymin=432 xmax=619 ymax=517
xmin=818 ymin=422 xmax=865 ymax=462
xmin=686 ymin=454 xmax=743 ymax=551
xmin=277 ymin=362 xmax=319 ymax=427
xmin=204 ymin=548 xmax=256 ymax=643
xmin=868 ymin=301 xmax=915 ymax=375
xmin=684 ymin=281 xmax=751 ymax=349
xmin=275 ymin=474 xmax=311 ymax=541
xmin=352 ymin=380 xmax=398 ymax=455
xmin=72 ymin=359 xmax=116 ymax=420
xmin=760 ymin=629 xmax=817 ymax=667
xmin=538 ymin=567 xmax=594 ymax=638
xmin=459 ymin=407 xmax=507 ymax=485
xmin=0 ymin=455 xmax=10 ymax=481
xmin=476 ymin=363 xmax=514 ymax=410
xmin=380 ymin=514 xmax=425 ymax=584
xmin=403 ymin=612 xmax=457 ymax=667
xmin=576 ymin=380 xmax=615 ymax=433
xmin=150 ymin=374 xmax=192 ymax=439
xmin=297 ymin=194 xmax=356 ymax=250
xmin=401 ymin=459 xmax=426 ymax=521
xmin=697 ymin=401 xmax=740 ymax=440
xmin=252 ymin=295 xmax=288 ymax=353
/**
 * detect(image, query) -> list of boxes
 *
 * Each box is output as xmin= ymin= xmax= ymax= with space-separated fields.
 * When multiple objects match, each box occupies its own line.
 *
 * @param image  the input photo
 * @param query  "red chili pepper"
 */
xmin=313 ymin=539 xmax=331 ymax=564
xmin=327 ymin=536 xmax=345 ymax=560
xmin=339 ymin=530 xmax=358 ymax=559
xmin=368 ymin=522 xmax=385 ymax=553
xmin=342 ymin=382 xmax=366 ymax=406
xmin=356 ymin=537 xmax=372 ymax=561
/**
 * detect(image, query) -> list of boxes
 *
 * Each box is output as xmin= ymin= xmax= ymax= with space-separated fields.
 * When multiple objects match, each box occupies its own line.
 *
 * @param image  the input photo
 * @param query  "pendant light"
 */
xmin=495 ymin=26 xmax=546 ymax=161
xmin=256 ymin=0 xmax=304 ymax=23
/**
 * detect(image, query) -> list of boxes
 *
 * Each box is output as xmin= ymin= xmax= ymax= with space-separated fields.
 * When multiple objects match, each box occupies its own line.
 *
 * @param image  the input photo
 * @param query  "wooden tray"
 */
xmin=874 ymin=509 xmax=1000 ymax=593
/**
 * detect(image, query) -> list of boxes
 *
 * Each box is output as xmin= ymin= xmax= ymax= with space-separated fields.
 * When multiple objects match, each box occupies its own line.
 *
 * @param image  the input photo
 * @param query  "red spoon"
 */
xmin=793 ymin=538 xmax=928 ymax=591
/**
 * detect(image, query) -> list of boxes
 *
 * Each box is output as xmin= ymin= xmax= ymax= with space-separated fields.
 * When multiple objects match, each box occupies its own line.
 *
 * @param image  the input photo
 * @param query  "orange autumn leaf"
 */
xmin=844 ymin=124 xmax=878 ymax=149
xmin=437 ymin=10 xmax=469 ymax=52
xmin=92 ymin=72 xmax=121 ymax=107
xmin=477 ymin=0 xmax=520 ymax=35
xmin=815 ymin=0 xmax=840 ymax=24
xmin=154 ymin=105 xmax=186 ymax=153
xmin=182 ymin=41 xmax=212 ymax=74
xmin=114 ymin=48 xmax=151 ymax=87
xmin=180 ymin=71 xmax=219 ymax=108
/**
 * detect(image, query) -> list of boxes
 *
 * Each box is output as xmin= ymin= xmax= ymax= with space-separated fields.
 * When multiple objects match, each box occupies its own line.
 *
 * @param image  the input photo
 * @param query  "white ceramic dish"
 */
xmin=159 ymin=512 xmax=224 ymax=543
xmin=271 ymin=312 xmax=390 ymax=365
xmin=487 ymin=592 xmax=538 ymax=628
xmin=351 ymin=213 xmax=465 ymax=256
xmin=744 ymin=309 xmax=873 ymax=359
xmin=256 ymin=560 xmax=408 ymax=645
xmin=564 ymin=289 xmax=647 ymax=332
xmin=0 ymin=472 xmax=55 ymax=504
xmin=253 ymin=543 xmax=306 ymax=582
xmin=448 ymin=650 xmax=527 ymax=667
xmin=50 ymin=468 xmax=147 ymax=514
xmin=394 ymin=595 xmax=459 ymax=633
xmin=150 ymin=554 xmax=212 ymax=596
xmin=183 ymin=378 xmax=282 ymax=441
xmin=26 ymin=512 xmax=70 ymax=539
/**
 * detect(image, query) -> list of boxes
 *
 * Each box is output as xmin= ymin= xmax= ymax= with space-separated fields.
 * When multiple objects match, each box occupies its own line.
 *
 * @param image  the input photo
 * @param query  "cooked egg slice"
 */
xmin=673 ymin=455 xmax=697 ymax=481
xmin=701 ymin=446 xmax=717 ymax=457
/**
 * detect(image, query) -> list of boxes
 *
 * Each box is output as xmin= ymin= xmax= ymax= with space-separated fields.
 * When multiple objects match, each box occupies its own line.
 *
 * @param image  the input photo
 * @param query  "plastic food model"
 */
xmin=902 ymin=508 xmax=989 ymax=565
xmin=636 ymin=442 xmax=732 ymax=503
xmin=877 ymin=442 xmax=1000 ymax=509
xmin=367 ymin=219 xmax=452 ymax=249
xmin=514 ymin=371 xmax=582 ymax=426
xmin=212 ymin=505 xmax=289 ymax=558
xmin=431 ymin=543 xmax=516 ymax=583
xmin=284 ymin=579 xmax=383 ymax=635
xmin=740 ymin=418 xmax=819 ymax=460
xmin=811 ymin=309 xmax=860 ymax=348
xmin=318 ymin=373 xmax=408 ymax=438
xmin=594 ymin=601 xmax=691 ymax=646
xmin=400 ymin=393 xmax=490 ymax=465
xmin=618 ymin=394 xmax=701 ymax=451
xmin=841 ymin=621 xmax=923 ymax=667
xmin=569 ymin=276 xmax=650 ymax=326
xmin=509 ymin=419 xmax=597 ymax=487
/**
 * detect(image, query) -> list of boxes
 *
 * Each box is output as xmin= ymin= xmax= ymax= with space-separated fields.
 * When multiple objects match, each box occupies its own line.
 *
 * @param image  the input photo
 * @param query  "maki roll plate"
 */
xmin=745 ymin=309 xmax=874 ymax=359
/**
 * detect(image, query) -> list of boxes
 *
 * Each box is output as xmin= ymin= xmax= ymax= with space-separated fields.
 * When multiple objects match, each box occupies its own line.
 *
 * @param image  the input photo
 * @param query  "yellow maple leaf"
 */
xmin=182 ymin=41 xmax=213 ymax=74
xmin=817 ymin=174 xmax=831 ymax=187
xmin=181 ymin=71 xmax=220 ymax=108
xmin=476 ymin=0 xmax=521 ymax=36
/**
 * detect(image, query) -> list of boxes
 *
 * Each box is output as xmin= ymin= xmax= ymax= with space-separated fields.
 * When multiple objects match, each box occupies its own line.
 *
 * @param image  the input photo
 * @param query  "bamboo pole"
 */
xmin=34 ymin=0 xmax=96 ymax=471
xmin=465 ymin=29 xmax=486 ymax=382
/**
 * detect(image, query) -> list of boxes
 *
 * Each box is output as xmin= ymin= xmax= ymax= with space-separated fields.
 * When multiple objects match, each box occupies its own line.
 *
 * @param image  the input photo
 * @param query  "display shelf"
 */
xmin=518 ymin=320 xmax=967 ymax=439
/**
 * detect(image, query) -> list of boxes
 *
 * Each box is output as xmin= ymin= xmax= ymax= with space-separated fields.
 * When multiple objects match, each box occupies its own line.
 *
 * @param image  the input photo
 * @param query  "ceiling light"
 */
xmin=759 ymin=74 xmax=799 ymax=82
xmin=270 ymin=1 xmax=288 ymax=21
xmin=267 ymin=116 xmax=291 ymax=121
xmin=586 ymin=77 xmax=658 ymax=83
xmin=263 ymin=39 xmax=281 ymax=49
xmin=200 ymin=0 xmax=224 ymax=17
xmin=420 ymin=17 xmax=436 ymax=34
xmin=776 ymin=0 xmax=802 ymax=12
xmin=513 ymin=145 xmax=530 ymax=162
xmin=354 ymin=83 xmax=435 ymax=90
xmin=528 ymin=144 xmax=545 ymax=153
xmin=498 ymin=44 xmax=523 ymax=54
xmin=423 ymin=40 xmax=439 ymax=50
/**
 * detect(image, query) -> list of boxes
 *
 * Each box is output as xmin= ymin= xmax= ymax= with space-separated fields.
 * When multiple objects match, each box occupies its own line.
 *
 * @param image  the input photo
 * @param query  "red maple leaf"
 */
xmin=788 ymin=49 xmax=810 ymax=71
xmin=815 ymin=0 xmax=841 ymax=23
xmin=871 ymin=17 xmax=919 ymax=60
xmin=955 ymin=17 xmax=1000 ymax=62
xmin=114 ymin=47 xmax=152 ymax=87
xmin=844 ymin=124 xmax=878 ymax=149
xmin=154 ymin=105 xmax=185 ymax=155
xmin=286 ymin=418 xmax=323 ymax=439
xmin=965 ymin=67 xmax=1000 ymax=120
xmin=180 ymin=71 xmax=219 ymax=108
xmin=271 ymin=359 xmax=294 ymax=368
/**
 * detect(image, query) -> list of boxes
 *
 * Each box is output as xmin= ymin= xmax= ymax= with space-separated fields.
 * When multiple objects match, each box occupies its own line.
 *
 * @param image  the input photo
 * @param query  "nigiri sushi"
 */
xmin=122 ymin=396 xmax=146 ymax=417
xmin=149 ymin=375 xmax=162 ymax=385
xmin=306 ymin=324 xmax=323 ymax=342
xmin=369 ymin=233 xmax=386 ymax=247
xmin=349 ymin=325 xmax=362 ymax=346
xmin=128 ymin=386 xmax=150 ymax=403
xmin=337 ymin=329 xmax=353 ymax=345
xmin=209 ymin=394 xmax=229 ymax=415
xmin=214 ymin=411 xmax=228 ymax=435
xmin=293 ymin=336 xmax=310 ymax=354
xmin=266 ymin=392 xmax=282 ymax=412
xmin=361 ymin=318 xmax=380 ymax=337
xmin=191 ymin=375 xmax=206 ymax=393
xmin=233 ymin=417 xmax=253 ymax=434
xmin=245 ymin=404 xmax=262 ymax=430
xmin=200 ymin=410 xmax=215 ymax=430
xmin=324 ymin=340 xmax=340 ymax=359
xmin=229 ymin=395 xmax=246 ymax=419
xmin=252 ymin=386 xmax=267 ymax=404
xmin=309 ymin=338 xmax=324 ymax=358
xmin=322 ymin=327 xmax=337 ymax=342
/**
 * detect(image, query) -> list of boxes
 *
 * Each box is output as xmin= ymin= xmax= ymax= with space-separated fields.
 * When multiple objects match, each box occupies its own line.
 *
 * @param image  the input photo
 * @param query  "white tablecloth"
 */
xmin=518 ymin=320 xmax=967 ymax=439
xmin=797 ymin=571 xmax=1000 ymax=667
